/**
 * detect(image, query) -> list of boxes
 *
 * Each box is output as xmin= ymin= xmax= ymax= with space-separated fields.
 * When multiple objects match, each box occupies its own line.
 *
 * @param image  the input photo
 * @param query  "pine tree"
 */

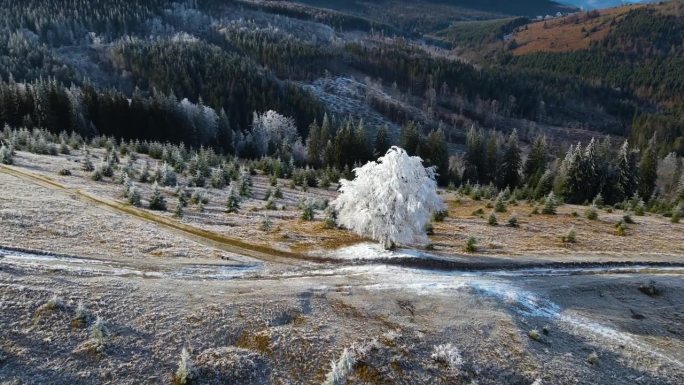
xmin=616 ymin=141 xmax=638 ymax=202
xmin=226 ymin=188 xmax=240 ymax=213
xmin=677 ymin=172 xmax=684 ymax=201
xmin=127 ymin=185 xmax=142 ymax=207
xmin=148 ymin=183 xmax=167 ymax=211
xmin=498 ymin=129 xmax=522 ymax=189
xmin=400 ymin=121 xmax=420 ymax=155
xmin=374 ymin=124 xmax=390 ymax=158
xmin=173 ymin=200 xmax=183 ymax=219
xmin=424 ymin=128 xmax=450 ymax=186
xmin=638 ymin=139 xmax=658 ymax=200
xmin=524 ymin=136 xmax=548 ymax=187
xmin=82 ymin=148 xmax=94 ymax=172
xmin=306 ymin=119 xmax=321 ymax=167
xmin=542 ymin=192 xmax=558 ymax=215
xmin=0 ymin=143 xmax=13 ymax=165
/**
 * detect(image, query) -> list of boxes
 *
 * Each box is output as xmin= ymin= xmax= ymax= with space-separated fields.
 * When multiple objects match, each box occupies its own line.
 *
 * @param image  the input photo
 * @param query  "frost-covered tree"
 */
xmin=332 ymin=147 xmax=444 ymax=249
xmin=148 ymin=182 xmax=167 ymax=211
xmin=0 ymin=143 xmax=13 ymax=164
xmin=156 ymin=162 xmax=177 ymax=187
xmin=226 ymin=187 xmax=240 ymax=213
xmin=250 ymin=110 xmax=300 ymax=157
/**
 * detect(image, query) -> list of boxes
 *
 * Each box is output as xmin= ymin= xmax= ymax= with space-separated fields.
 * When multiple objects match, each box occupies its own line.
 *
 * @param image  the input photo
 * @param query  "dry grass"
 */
xmin=511 ymin=5 xmax=645 ymax=55
xmin=428 ymin=194 xmax=684 ymax=261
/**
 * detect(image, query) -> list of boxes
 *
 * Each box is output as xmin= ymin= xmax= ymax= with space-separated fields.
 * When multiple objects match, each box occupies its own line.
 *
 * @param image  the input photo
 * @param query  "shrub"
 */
xmin=139 ymin=162 xmax=151 ymax=183
xmin=638 ymin=280 xmax=660 ymax=296
xmin=425 ymin=223 xmax=435 ymax=235
xmin=585 ymin=205 xmax=598 ymax=220
xmin=494 ymin=193 xmax=507 ymax=213
xmin=587 ymin=352 xmax=599 ymax=366
xmin=0 ymin=143 xmax=13 ymax=164
xmin=530 ymin=206 xmax=539 ymax=215
xmin=174 ymin=348 xmax=197 ymax=385
xmin=58 ymin=168 xmax=71 ymax=176
xmin=464 ymin=237 xmax=477 ymax=253
xmin=623 ymin=214 xmax=635 ymax=224
xmin=265 ymin=197 xmax=277 ymax=210
xmin=471 ymin=208 xmax=484 ymax=216
xmin=128 ymin=186 xmax=142 ymax=207
xmin=615 ymin=221 xmax=627 ymax=236
xmin=148 ymin=183 xmax=167 ymax=211
xmin=324 ymin=347 xmax=356 ymax=385
xmin=425 ymin=243 xmax=435 ymax=250
xmin=71 ymin=301 xmax=88 ymax=329
xmin=431 ymin=343 xmax=463 ymax=372
xmin=273 ymin=186 xmax=283 ymax=199
xmin=487 ymin=213 xmax=498 ymax=226
xmin=542 ymin=192 xmax=558 ymax=215
xmin=323 ymin=207 xmax=337 ymax=229
xmin=562 ymin=228 xmax=577 ymax=243
xmin=592 ymin=193 xmax=604 ymax=208
xmin=432 ymin=210 xmax=449 ymax=222
xmin=528 ymin=329 xmax=541 ymax=341
xmin=671 ymin=211 xmax=680 ymax=224
xmin=81 ymin=151 xmax=94 ymax=172
xmin=173 ymin=201 xmax=184 ymax=219
xmin=301 ymin=204 xmax=315 ymax=221
xmin=98 ymin=162 xmax=114 ymax=178
xmin=226 ymin=189 xmax=240 ymax=213
xmin=90 ymin=316 xmax=109 ymax=350
xmin=260 ymin=216 xmax=273 ymax=232
xmin=91 ymin=170 xmax=103 ymax=181
xmin=508 ymin=214 xmax=519 ymax=227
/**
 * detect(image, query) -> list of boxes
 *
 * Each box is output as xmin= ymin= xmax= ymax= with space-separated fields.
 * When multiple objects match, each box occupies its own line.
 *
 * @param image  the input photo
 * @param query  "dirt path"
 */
xmin=0 ymin=164 xmax=333 ymax=266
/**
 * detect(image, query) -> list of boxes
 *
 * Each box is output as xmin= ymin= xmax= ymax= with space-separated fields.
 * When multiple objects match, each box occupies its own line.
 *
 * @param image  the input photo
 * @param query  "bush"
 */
xmin=174 ymin=348 xmax=197 ymax=385
xmin=494 ymin=193 xmax=507 ymax=213
xmin=587 ymin=352 xmax=599 ymax=366
xmin=323 ymin=207 xmax=337 ymax=229
xmin=528 ymin=329 xmax=541 ymax=341
xmin=148 ymin=183 xmax=167 ymax=211
xmin=260 ymin=216 xmax=273 ymax=232
xmin=562 ymin=228 xmax=577 ymax=243
xmin=91 ymin=170 xmax=103 ymax=181
xmin=623 ymin=214 xmax=635 ymax=224
xmin=128 ymin=186 xmax=142 ymax=207
xmin=301 ymin=204 xmax=315 ymax=221
xmin=615 ymin=221 xmax=627 ymax=236
xmin=585 ymin=205 xmax=598 ymax=220
xmin=508 ymin=214 xmax=519 ymax=227
xmin=425 ymin=223 xmax=435 ymax=235
xmin=471 ymin=208 xmax=484 ymax=216
xmin=226 ymin=189 xmax=240 ymax=213
xmin=432 ymin=210 xmax=449 ymax=222
xmin=0 ymin=143 xmax=13 ymax=164
xmin=542 ymin=192 xmax=558 ymax=215
xmin=487 ymin=213 xmax=498 ymax=226
xmin=265 ymin=197 xmax=277 ymax=210
xmin=464 ymin=237 xmax=477 ymax=253
xmin=671 ymin=211 xmax=680 ymax=224
xmin=58 ymin=168 xmax=71 ymax=176
xmin=173 ymin=201 xmax=184 ymax=219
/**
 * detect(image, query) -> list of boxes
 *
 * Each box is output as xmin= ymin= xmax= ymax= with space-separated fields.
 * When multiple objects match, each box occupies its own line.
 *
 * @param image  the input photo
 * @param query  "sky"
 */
xmin=560 ymin=0 xmax=648 ymax=10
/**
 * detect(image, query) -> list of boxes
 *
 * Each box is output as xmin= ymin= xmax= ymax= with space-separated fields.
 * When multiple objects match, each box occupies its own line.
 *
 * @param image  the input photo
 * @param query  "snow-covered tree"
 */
xmin=0 ymin=143 xmax=13 ymax=164
xmin=250 ymin=110 xmax=300 ymax=157
xmin=332 ymin=146 xmax=445 ymax=249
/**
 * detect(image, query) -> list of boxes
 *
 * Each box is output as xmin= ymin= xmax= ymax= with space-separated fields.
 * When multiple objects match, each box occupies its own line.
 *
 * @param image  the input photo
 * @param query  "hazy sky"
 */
xmin=560 ymin=0 xmax=647 ymax=10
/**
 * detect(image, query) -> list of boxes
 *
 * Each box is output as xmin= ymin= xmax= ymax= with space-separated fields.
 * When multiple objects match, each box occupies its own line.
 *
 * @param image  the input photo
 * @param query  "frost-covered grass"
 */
xmin=431 ymin=343 xmax=464 ymax=372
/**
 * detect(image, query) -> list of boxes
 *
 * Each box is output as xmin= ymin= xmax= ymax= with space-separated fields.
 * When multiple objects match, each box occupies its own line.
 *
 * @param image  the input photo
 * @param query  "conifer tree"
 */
xmin=374 ymin=124 xmax=390 ymax=157
xmin=226 ymin=188 xmax=240 ymax=213
xmin=498 ymin=129 xmax=522 ymax=189
xmin=639 ymin=139 xmax=658 ymax=200
xmin=524 ymin=136 xmax=548 ymax=187
xmin=148 ymin=183 xmax=167 ymax=211
xmin=616 ymin=141 xmax=638 ymax=202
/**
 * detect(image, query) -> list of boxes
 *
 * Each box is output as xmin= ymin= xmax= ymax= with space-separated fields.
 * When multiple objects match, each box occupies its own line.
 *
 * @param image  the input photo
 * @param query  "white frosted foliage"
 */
xmin=332 ymin=146 xmax=445 ymax=249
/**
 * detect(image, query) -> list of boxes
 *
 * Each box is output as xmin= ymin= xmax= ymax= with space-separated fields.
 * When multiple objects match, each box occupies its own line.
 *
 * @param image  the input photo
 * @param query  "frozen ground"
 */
xmin=1 ymin=152 xmax=684 ymax=384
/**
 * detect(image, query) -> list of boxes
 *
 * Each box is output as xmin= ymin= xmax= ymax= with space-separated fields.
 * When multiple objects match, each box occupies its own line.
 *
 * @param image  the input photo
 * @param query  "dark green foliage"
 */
xmin=226 ymin=189 xmax=240 ymax=213
xmin=148 ymin=183 xmax=167 ymax=211
xmin=464 ymin=237 xmax=477 ymax=253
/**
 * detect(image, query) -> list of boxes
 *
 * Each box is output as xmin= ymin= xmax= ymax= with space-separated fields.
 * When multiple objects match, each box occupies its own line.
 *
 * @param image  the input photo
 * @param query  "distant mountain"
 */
xmin=295 ymin=0 xmax=578 ymax=17
xmin=559 ymin=1 xmax=648 ymax=10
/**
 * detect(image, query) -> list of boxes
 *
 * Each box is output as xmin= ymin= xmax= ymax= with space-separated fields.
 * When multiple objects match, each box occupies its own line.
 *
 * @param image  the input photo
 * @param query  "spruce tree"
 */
xmin=524 ymin=136 xmax=548 ymax=187
xmin=616 ymin=141 xmax=638 ymax=202
xmin=226 ymin=188 xmax=240 ymax=213
xmin=498 ymin=129 xmax=522 ymax=189
xmin=148 ymin=183 xmax=167 ymax=211
xmin=374 ymin=124 xmax=390 ymax=157
xmin=82 ymin=149 xmax=94 ymax=172
xmin=173 ymin=200 xmax=183 ymax=219
xmin=542 ymin=192 xmax=558 ymax=215
xmin=639 ymin=139 xmax=658 ymax=200
xmin=0 ymin=143 xmax=13 ymax=165
xmin=400 ymin=121 xmax=420 ymax=155
xmin=128 ymin=185 xmax=142 ymax=207
xmin=306 ymin=119 xmax=321 ymax=167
